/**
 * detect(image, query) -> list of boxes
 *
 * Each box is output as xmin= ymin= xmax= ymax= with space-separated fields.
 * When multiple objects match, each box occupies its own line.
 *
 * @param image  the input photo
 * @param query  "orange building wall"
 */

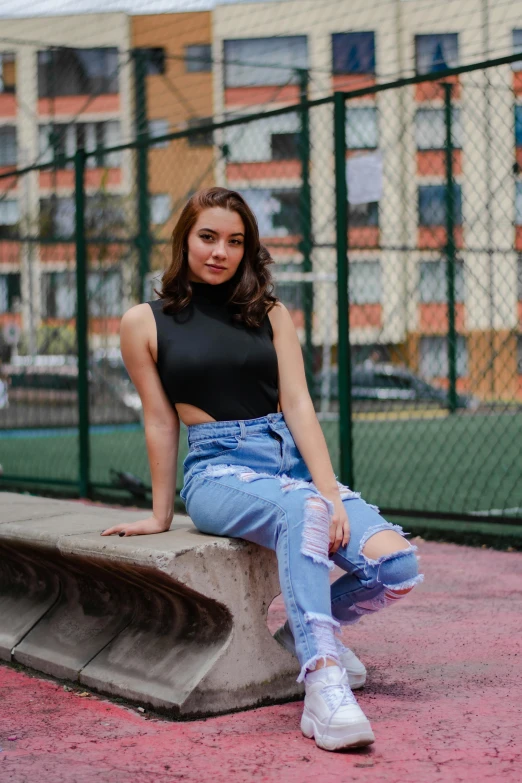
xmin=332 ymin=74 xmax=376 ymax=95
xmin=39 ymin=169 xmax=122 ymax=190
xmin=225 ymin=85 xmax=301 ymax=107
xmin=401 ymin=330 xmax=520 ymax=402
xmin=132 ymin=12 xmax=215 ymax=261
xmin=416 ymin=150 xmax=462 ymax=177
xmin=467 ymin=330 xmax=519 ymax=401
xmin=0 ymin=93 xmax=16 ymax=118
xmin=38 ymin=95 xmax=120 ymax=117
xmin=415 ymin=75 xmax=460 ymax=102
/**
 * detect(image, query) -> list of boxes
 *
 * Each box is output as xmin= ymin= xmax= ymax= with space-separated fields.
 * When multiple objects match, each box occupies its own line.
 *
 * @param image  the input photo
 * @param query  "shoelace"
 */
xmin=321 ymin=669 xmax=358 ymax=710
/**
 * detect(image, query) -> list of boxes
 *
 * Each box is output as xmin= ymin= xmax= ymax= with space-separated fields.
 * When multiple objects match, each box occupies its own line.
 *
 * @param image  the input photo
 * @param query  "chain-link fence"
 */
xmin=1 ymin=54 xmax=521 ymax=523
xmin=338 ymin=59 xmax=522 ymax=523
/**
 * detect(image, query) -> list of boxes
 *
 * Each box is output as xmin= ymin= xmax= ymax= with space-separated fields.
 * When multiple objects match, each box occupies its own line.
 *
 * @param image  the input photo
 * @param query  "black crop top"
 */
xmin=148 ymin=280 xmax=279 ymax=422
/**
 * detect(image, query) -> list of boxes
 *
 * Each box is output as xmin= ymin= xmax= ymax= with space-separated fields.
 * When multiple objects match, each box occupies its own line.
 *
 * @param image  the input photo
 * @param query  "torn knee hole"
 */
xmin=362 ymin=529 xmax=411 ymax=561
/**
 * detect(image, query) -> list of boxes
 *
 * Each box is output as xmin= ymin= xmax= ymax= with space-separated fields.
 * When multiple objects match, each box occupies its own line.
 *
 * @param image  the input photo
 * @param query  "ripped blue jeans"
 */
xmin=180 ymin=412 xmax=423 ymax=682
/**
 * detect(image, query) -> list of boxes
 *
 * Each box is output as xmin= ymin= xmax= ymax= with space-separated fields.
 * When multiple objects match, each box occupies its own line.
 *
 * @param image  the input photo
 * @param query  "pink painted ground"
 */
xmin=1 ymin=539 xmax=521 ymax=783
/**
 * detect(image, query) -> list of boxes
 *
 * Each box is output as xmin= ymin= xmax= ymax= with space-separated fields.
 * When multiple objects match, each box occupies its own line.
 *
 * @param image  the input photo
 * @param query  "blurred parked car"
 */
xmin=315 ymin=362 xmax=478 ymax=410
xmin=1 ymin=351 xmax=141 ymax=427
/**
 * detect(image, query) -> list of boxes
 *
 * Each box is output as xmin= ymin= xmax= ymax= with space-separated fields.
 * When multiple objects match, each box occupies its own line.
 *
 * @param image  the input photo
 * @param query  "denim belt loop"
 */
xmin=239 ymin=420 xmax=246 ymax=440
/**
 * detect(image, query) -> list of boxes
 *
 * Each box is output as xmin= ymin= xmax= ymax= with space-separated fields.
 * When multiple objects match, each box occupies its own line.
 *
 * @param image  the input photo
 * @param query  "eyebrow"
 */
xmin=199 ymin=227 xmax=244 ymax=237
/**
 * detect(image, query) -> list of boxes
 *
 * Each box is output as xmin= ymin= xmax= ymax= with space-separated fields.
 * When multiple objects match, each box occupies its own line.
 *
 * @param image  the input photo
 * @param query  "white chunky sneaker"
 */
xmin=301 ymin=665 xmax=375 ymax=751
xmin=273 ymin=621 xmax=366 ymax=689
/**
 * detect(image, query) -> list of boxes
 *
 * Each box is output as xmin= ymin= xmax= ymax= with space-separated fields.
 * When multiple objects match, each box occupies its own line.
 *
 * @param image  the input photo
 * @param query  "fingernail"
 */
xmin=119 ymin=532 xmax=125 ymax=537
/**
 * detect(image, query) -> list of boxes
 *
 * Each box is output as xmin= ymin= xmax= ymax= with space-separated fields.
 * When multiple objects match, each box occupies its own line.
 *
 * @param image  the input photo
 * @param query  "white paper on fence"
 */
xmin=346 ymin=151 xmax=383 ymax=205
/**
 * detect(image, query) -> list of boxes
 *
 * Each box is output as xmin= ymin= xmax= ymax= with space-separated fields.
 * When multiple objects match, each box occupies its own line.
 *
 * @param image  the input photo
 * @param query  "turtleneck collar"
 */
xmin=190 ymin=278 xmax=236 ymax=305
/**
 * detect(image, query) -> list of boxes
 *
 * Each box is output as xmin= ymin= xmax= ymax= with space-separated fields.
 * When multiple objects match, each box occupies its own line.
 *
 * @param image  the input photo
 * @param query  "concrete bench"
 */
xmin=0 ymin=491 xmax=301 ymax=718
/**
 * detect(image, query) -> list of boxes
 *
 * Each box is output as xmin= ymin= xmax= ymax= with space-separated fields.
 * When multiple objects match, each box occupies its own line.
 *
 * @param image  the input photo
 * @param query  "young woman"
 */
xmin=101 ymin=187 xmax=423 ymax=752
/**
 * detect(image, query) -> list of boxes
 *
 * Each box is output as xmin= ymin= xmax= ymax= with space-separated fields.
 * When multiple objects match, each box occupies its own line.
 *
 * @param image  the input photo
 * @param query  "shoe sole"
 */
xmin=273 ymin=628 xmax=367 ymax=690
xmin=301 ymin=708 xmax=375 ymax=751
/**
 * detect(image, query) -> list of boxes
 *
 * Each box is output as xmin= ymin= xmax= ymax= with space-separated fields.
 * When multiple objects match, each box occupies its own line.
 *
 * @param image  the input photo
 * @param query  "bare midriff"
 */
xmin=175 ymin=401 xmax=282 ymax=427
xmin=175 ymin=403 xmax=218 ymax=426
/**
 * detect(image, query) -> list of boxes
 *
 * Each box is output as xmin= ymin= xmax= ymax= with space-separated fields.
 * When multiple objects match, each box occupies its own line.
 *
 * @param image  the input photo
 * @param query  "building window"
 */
xmin=0 ymin=273 xmax=21 ymax=314
xmin=37 ymin=48 xmax=119 ymax=97
xmin=150 ymin=194 xmax=171 ymax=225
xmin=240 ymin=188 xmax=300 ymax=236
xmin=349 ymin=261 xmax=381 ymax=304
xmin=348 ymin=201 xmax=379 ymax=227
xmin=332 ymin=32 xmax=375 ymax=75
xmin=38 ymin=121 xmax=121 ymax=168
xmin=0 ymin=198 xmax=19 ymax=238
xmin=41 ymin=271 xmax=76 ymax=319
xmin=346 ymin=107 xmax=378 ymax=149
xmin=40 ymin=194 xmax=125 ymax=238
xmin=224 ymin=36 xmax=307 ymax=88
xmin=516 ymin=182 xmax=522 ymax=225
xmin=420 ymin=335 xmax=468 ymax=378
xmin=101 ymin=120 xmax=121 ymax=167
xmin=415 ymin=108 xmax=462 ymax=150
xmin=275 ymin=276 xmax=304 ymax=311
xmin=418 ymin=184 xmax=462 ymax=226
xmin=513 ymin=30 xmax=522 ymax=72
xmin=415 ymin=34 xmax=459 ymax=76
xmin=185 ymin=44 xmax=212 ymax=73
xmin=224 ymin=111 xmax=300 ymax=162
xmin=88 ymin=270 xmax=123 ymax=317
xmin=139 ymin=47 xmax=166 ymax=76
xmin=419 ymin=259 xmax=465 ymax=303
xmin=0 ymin=126 xmax=17 ymax=166
xmin=85 ymin=194 xmax=125 ymax=237
xmin=148 ymin=119 xmax=170 ymax=149
xmin=271 ymin=132 xmax=300 ymax=160
xmin=188 ymin=117 xmax=213 ymax=147
xmin=40 ymin=198 xmax=74 ymax=238
xmin=0 ymin=53 xmax=16 ymax=94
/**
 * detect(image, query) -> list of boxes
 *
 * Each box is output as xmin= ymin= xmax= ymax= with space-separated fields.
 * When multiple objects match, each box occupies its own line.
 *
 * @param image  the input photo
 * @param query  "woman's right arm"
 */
xmin=101 ymin=304 xmax=180 ymax=537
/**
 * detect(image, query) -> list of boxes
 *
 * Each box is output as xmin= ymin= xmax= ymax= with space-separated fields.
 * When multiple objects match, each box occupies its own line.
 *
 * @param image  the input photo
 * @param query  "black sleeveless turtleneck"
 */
xmin=148 ymin=280 xmax=279 ymax=422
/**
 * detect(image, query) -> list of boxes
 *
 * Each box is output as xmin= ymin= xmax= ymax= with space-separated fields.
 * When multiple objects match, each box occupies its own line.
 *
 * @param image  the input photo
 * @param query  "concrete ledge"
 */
xmin=0 ymin=492 xmax=301 ymax=717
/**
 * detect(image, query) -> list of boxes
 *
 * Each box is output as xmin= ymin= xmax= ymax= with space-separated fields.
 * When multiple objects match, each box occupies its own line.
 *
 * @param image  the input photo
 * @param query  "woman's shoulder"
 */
xmin=267 ymin=301 xmax=291 ymax=336
xmin=121 ymin=303 xmax=157 ymax=338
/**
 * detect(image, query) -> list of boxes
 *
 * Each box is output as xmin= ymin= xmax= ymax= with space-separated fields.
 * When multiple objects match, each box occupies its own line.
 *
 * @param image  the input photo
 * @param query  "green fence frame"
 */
xmin=1 ymin=50 xmax=521 ymax=522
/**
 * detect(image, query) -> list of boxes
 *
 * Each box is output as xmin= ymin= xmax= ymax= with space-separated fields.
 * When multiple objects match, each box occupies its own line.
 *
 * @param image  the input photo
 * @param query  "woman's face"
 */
xmin=186 ymin=207 xmax=245 ymax=285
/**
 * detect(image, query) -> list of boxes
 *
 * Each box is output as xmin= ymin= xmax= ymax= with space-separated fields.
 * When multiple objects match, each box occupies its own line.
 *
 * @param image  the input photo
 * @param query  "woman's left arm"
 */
xmin=269 ymin=303 xmax=349 ymax=552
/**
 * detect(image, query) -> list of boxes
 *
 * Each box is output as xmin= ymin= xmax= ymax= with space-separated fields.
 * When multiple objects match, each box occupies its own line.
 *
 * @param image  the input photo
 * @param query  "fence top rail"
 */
xmin=1 ymin=50 xmax=521 ymax=182
xmin=0 ymin=96 xmax=332 ymax=181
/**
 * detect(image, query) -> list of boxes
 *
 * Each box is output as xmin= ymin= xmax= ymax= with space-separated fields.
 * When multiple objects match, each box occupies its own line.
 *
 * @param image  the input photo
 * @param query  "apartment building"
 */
xmin=0 ymin=10 xmax=214 ymax=346
xmin=132 ymin=11 xmax=214 ymax=276
xmin=213 ymin=0 xmax=522 ymax=400
xmin=0 ymin=14 xmax=133 ymax=344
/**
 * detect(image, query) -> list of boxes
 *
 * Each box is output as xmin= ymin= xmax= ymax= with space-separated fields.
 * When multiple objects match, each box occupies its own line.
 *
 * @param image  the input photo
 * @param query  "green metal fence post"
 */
xmin=133 ymin=49 xmax=151 ymax=302
xmin=334 ymin=92 xmax=354 ymax=489
xmin=298 ymin=68 xmax=315 ymax=396
xmin=74 ymin=147 xmax=90 ymax=498
xmin=443 ymin=82 xmax=458 ymax=413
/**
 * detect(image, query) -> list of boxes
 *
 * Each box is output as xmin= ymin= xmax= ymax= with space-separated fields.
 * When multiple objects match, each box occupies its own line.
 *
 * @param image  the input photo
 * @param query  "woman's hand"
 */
xmin=327 ymin=495 xmax=350 ymax=554
xmin=100 ymin=515 xmax=171 ymax=537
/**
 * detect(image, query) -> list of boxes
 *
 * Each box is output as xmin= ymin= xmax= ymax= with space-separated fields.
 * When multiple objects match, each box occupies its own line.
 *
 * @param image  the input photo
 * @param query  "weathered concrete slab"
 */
xmin=0 ymin=542 xmax=60 ymax=661
xmin=0 ymin=495 xmax=146 ymax=526
xmin=0 ymin=491 xmax=301 ymax=717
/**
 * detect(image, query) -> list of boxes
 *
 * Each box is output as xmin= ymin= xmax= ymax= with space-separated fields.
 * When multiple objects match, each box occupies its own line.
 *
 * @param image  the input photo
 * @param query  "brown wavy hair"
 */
xmin=157 ymin=187 xmax=278 ymax=328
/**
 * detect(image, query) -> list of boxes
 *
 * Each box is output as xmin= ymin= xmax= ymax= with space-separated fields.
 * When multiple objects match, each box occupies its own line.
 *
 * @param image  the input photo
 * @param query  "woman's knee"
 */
xmin=361 ymin=528 xmax=422 ymax=591
xmin=376 ymin=548 xmax=420 ymax=591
